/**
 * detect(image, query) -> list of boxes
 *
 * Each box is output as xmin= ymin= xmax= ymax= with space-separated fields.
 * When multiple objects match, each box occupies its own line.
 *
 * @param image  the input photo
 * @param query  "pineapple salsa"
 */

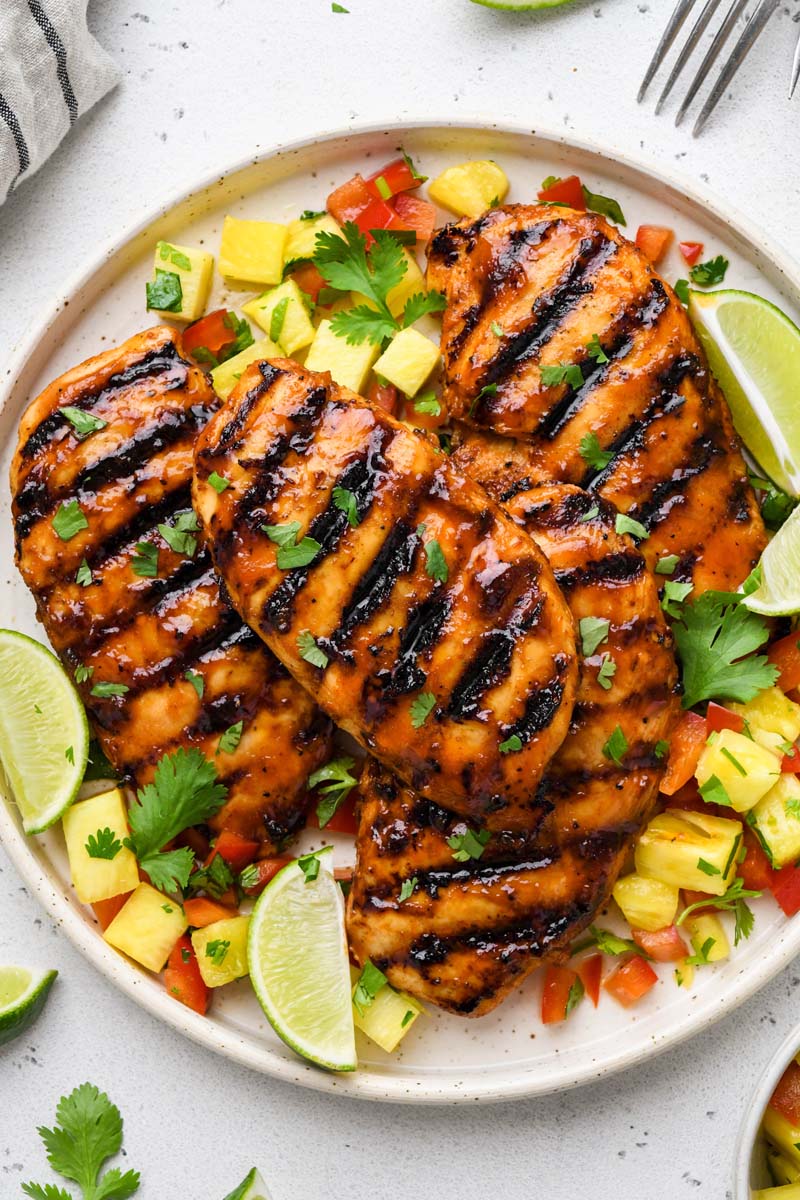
xmin=6 ymin=148 xmax=800 ymax=1069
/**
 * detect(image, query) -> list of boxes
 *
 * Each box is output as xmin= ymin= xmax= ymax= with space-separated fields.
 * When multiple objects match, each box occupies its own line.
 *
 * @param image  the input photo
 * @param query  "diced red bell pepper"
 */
xmin=631 ymin=925 xmax=689 ymax=962
xmin=183 ymin=897 xmax=238 ymax=928
xmin=667 ymin=783 xmax=740 ymax=824
xmin=164 ymin=935 xmax=209 ymax=1016
xmin=537 ymin=175 xmax=586 ymax=210
xmin=211 ymin=831 xmax=261 ymax=873
xmin=327 ymin=173 xmax=373 ymax=225
xmin=770 ymin=1060 xmax=800 ymax=1125
xmin=541 ymin=964 xmax=582 ymax=1024
xmin=772 ymin=863 xmax=800 ymax=916
xmin=240 ymin=857 xmax=293 ymax=896
xmin=768 ymin=633 xmax=800 ymax=693
xmin=782 ymin=745 xmax=800 ymax=774
xmin=308 ymin=790 xmax=360 ymax=835
xmin=575 ymin=954 xmax=602 ymax=1007
xmin=679 ymin=241 xmax=704 ymax=266
xmin=365 ymin=158 xmax=422 ymax=200
xmin=91 ymin=892 xmax=133 ymax=931
xmin=681 ymin=888 xmax=718 ymax=916
xmin=367 ymin=378 xmax=399 ymax=414
xmin=660 ymin=711 xmax=708 ymax=796
xmin=289 ymin=262 xmax=327 ymax=304
xmin=604 ymin=956 xmax=659 ymax=1007
xmin=393 ymin=193 xmax=436 ymax=242
xmin=175 ymin=825 xmax=211 ymax=862
xmin=635 ymin=225 xmax=674 ymax=265
xmin=706 ymin=702 xmax=745 ymax=735
xmin=354 ymin=196 xmax=406 ymax=243
xmin=739 ymin=828 xmax=776 ymax=891
xmin=183 ymin=310 xmax=238 ymax=359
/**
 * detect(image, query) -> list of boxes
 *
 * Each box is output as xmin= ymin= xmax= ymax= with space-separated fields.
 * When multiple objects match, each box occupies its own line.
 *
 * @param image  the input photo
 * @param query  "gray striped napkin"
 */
xmin=0 ymin=0 xmax=117 ymax=203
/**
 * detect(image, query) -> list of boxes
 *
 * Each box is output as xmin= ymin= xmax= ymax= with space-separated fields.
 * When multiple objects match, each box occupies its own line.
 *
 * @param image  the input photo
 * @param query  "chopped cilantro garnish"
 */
xmin=205 ymin=939 xmax=230 ymax=966
xmin=698 ymin=774 xmax=732 ymax=807
xmin=184 ymin=669 xmax=204 ymax=699
xmin=158 ymin=240 xmax=191 ymax=270
xmin=582 ymin=186 xmax=626 ymax=226
xmin=655 ymin=555 xmax=680 ymax=575
xmin=131 ymin=541 xmax=158 ymax=578
xmin=85 ymin=827 xmax=122 ymax=861
xmin=208 ymin=471 xmax=231 ymax=494
xmin=410 ymin=691 xmax=436 ymax=729
xmin=697 ymin=857 xmax=721 ymax=877
xmin=332 ymin=485 xmax=359 ymax=528
xmin=146 ymin=268 xmax=183 ymax=313
xmin=585 ymin=333 xmax=609 ymax=364
xmin=399 ymin=877 xmax=418 ymax=902
xmin=74 ymin=665 xmax=94 ymax=685
xmin=672 ymin=591 xmax=778 ymax=708
xmin=447 ymin=826 xmax=491 ymax=862
xmin=499 ymin=733 xmax=523 ymax=754
xmin=76 ymin=558 xmax=92 ymax=587
xmin=579 ymin=504 xmax=600 ymax=523
xmin=188 ymin=853 xmax=234 ymax=900
xmin=414 ymin=392 xmax=441 ymax=416
xmin=676 ymin=877 xmax=760 ymax=947
xmin=217 ymin=721 xmax=243 ymax=755
xmin=65 ymin=745 xmax=74 ymax=764
xmin=686 ymin=936 xmax=716 ymax=966
xmin=263 ymin=521 xmax=320 ymax=569
xmin=541 ymin=361 xmax=584 ymax=389
xmin=52 ymin=499 xmax=88 ymax=541
xmin=654 ymin=739 xmax=669 ymax=760
xmin=158 ymin=511 xmax=199 ymax=557
xmin=298 ymin=852 xmax=321 ymax=884
xmin=353 ymin=961 xmax=387 ymax=1015
xmin=578 ymin=432 xmax=613 ymax=471
xmin=420 ymin=533 xmax=447 ymax=583
xmin=61 ymin=405 xmax=107 ymax=438
xmin=602 ymin=724 xmax=628 ymax=766
xmin=615 ymin=512 xmax=649 ymax=541
xmin=469 ymin=382 xmax=498 ymax=417
xmin=674 ymin=278 xmax=690 ymax=305
xmin=689 ymin=255 xmax=728 ymax=287
xmin=720 ymin=746 xmax=747 ymax=776
xmin=90 ymin=682 xmax=129 ymax=698
xmin=661 ymin=579 xmax=694 ymax=618
xmin=297 ymin=630 xmax=329 ymax=669
xmin=491 ymin=321 xmax=504 ymax=337
xmin=597 ymin=654 xmax=616 ymax=690
xmin=565 ymin=977 xmax=585 ymax=1016
xmin=578 ymin=615 xmax=610 ymax=656
xmin=588 ymin=926 xmax=649 ymax=958
xmin=309 ymin=756 xmax=358 ymax=827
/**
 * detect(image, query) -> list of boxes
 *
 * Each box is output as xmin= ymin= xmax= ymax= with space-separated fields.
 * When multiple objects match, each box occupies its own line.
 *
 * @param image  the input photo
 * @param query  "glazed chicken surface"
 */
xmin=11 ymin=326 xmax=331 ymax=849
xmin=193 ymin=359 xmax=580 ymax=830
xmin=428 ymin=204 xmax=766 ymax=593
xmin=347 ymin=482 xmax=680 ymax=1015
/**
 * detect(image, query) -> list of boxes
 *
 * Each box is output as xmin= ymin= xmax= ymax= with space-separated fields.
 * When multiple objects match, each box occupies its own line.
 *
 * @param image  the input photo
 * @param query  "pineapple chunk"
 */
xmin=243 ymin=280 xmax=316 ymax=357
xmin=684 ymin=912 xmax=730 ymax=963
xmin=352 ymin=249 xmax=426 ymax=320
xmin=428 ymin=160 xmax=509 ymax=219
xmin=748 ymin=774 xmax=800 ymax=867
xmin=674 ymin=959 xmax=694 ymax=989
xmin=219 ymin=216 xmax=287 ymax=286
xmin=104 ymin=883 xmax=186 ymax=972
xmin=763 ymin=1107 xmax=800 ymax=1171
xmin=147 ymin=241 xmax=213 ymax=322
xmin=62 ymin=787 xmax=139 ymax=904
xmin=753 ymin=1188 xmax=800 ymax=1200
xmin=612 ymin=873 xmax=678 ymax=932
xmin=695 ymin=728 xmax=780 ymax=812
xmin=192 ymin=916 xmax=249 ymax=988
xmin=732 ymin=687 xmax=800 ymax=755
xmin=284 ymin=212 xmax=341 ymax=268
xmin=210 ymin=336 xmax=280 ymax=400
xmin=634 ymin=809 xmax=741 ymax=896
xmin=766 ymin=1148 xmax=800 ymax=1186
xmin=304 ymin=319 xmax=378 ymax=393
xmin=350 ymin=967 xmax=422 ymax=1052
xmin=373 ymin=327 xmax=440 ymax=398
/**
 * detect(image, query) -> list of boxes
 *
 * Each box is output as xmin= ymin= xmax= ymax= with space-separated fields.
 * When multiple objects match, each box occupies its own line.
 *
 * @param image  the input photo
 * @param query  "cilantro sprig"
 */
xmin=309 ymin=756 xmax=358 ymax=828
xmin=676 ymin=878 xmax=760 ymax=946
xmin=670 ymin=590 xmax=779 ymax=709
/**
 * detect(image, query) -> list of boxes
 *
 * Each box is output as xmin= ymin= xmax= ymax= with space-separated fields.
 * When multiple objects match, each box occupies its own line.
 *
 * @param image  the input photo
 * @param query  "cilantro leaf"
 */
xmin=297 ymin=630 xmax=329 ymax=669
xmin=676 ymin=877 xmax=761 ymax=946
xmin=309 ymin=756 xmax=358 ymax=827
xmin=90 ymin=682 xmax=129 ymax=699
xmin=184 ymin=670 xmax=204 ymax=699
xmin=263 ymin=521 xmax=301 ymax=547
xmin=578 ymin=432 xmax=613 ymax=471
xmin=686 ymin=936 xmax=716 ymax=966
xmin=585 ymin=333 xmax=609 ymax=364
xmin=655 ymin=555 xmax=680 ymax=575
xmin=602 ymin=724 xmax=628 ymax=765
xmin=749 ymin=473 xmax=798 ymax=532
xmin=207 ymin=471 xmax=231 ymax=494
xmin=269 ymin=296 xmax=290 ymax=343
xmin=157 ymin=241 xmax=191 ymax=270
xmin=131 ymin=542 xmax=158 ymax=578
xmin=661 ymin=579 xmax=694 ymax=618
xmin=674 ymin=278 xmax=690 ymax=305
xmin=615 ymin=512 xmax=649 ymax=541
xmin=671 ymin=591 xmax=779 ymax=708
xmin=402 ymin=289 xmax=447 ymax=328
xmin=263 ymin=522 xmax=320 ymax=568
xmin=146 ymin=269 xmax=183 ymax=313
xmin=329 ymin=304 xmax=397 ymax=346
xmin=76 ymin=559 xmax=92 ymax=587
xmin=53 ymin=500 xmax=88 ymax=542
xmin=413 ymin=392 xmax=441 ymax=416
xmin=587 ymin=926 xmax=649 ymax=958
xmin=541 ymin=362 xmax=584 ymax=389
xmin=85 ymin=828 xmax=122 ymax=861
xmin=565 ymin=977 xmax=585 ymax=1016
xmin=499 ymin=733 xmax=522 ymax=754
xmin=218 ymin=722 xmax=243 ymax=755
xmin=447 ymin=826 xmax=491 ymax=862
xmin=398 ymin=147 xmax=427 ymax=182
xmin=298 ymin=852 xmax=321 ymax=883
xmin=654 ymin=739 xmax=669 ymax=760
xmin=353 ymin=961 xmax=387 ymax=1015
xmin=332 ymin=486 xmax=359 ymax=528
xmin=578 ymin=615 xmax=610 ymax=656
xmin=689 ymin=255 xmax=729 ymax=287
xmin=61 ymin=406 xmax=107 ymax=439
xmin=582 ymin=186 xmax=626 ymax=226
xmin=158 ymin=511 xmax=199 ymax=558
xmin=421 ymin=534 xmax=448 ymax=582
xmin=187 ymin=853 xmax=234 ymax=900
xmin=315 ymin=222 xmax=405 ymax=313
xmin=399 ymin=877 xmax=418 ymax=902
xmin=410 ymin=691 xmax=436 ymax=729
xmin=205 ymin=938 xmax=230 ymax=965
xmin=597 ymin=654 xmax=616 ymax=690
xmin=74 ymin=665 xmax=94 ymax=685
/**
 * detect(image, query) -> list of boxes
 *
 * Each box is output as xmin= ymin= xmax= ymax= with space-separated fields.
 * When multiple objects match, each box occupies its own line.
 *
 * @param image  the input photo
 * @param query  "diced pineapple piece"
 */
xmin=147 ymin=241 xmax=214 ymax=322
xmin=192 ymin=916 xmax=250 ymax=988
xmin=243 ymin=280 xmax=316 ymax=357
xmin=284 ymin=212 xmax=341 ymax=268
xmin=674 ymin=959 xmax=694 ymax=989
xmin=612 ymin=873 xmax=678 ymax=932
xmin=748 ymin=774 xmax=800 ymax=867
xmin=104 ymin=883 xmax=186 ymax=972
xmin=349 ymin=967 xmax=422 ymax=1052
xmin=634 ymin=809 xmax=741 ymax=896
xmin=219 ymin=216 xmax=287 ymax=286
xmin=695 ymin=728 xmax=781 ymax=813
xmin=732 ymin=687 xmax=800 ymax=755
xmin=210 ymin=336 xmax=280 ymax=400
xmin=753 ymin=1187 xmax=800 ymax=1200
xmin=62 ymin=787 xmax=139 ymax=904
xmin=763 ymin=1107 xmax=800 ymax=1171
xmin=766 ymin=1147 xmax=800 ymax=1186
xmin=304 ymin=319 xmax=378 ymax=393
xmin=428 ymin=160 xmax=509 ymax=219
xmin=685 ymin=912 xmax=730 ymax=963
xmin=352 ymin=249 xmax=426 ymax=320
xmin=373 ymin=327 xmax=439 ymax=398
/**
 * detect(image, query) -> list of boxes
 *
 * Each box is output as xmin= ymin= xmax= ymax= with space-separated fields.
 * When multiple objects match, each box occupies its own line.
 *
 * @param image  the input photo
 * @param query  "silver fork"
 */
xmin=638 ymin=0 xmax=781 ymax=136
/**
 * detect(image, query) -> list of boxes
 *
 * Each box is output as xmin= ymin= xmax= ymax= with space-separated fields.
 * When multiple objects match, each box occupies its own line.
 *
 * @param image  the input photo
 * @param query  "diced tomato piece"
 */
xmin=631 ymin=925 xmax=688 ymax=963
xmin=367 ymin=378 xmax=399 ymax=414
xmin=770 ymin=1060 xmax=800 ymax=1125
xmin=537 ymin=175 xmax=586 ymax=210
xmin=327 ymin=174 xmax=373 ymax=225
xmin=772 ymin=863 xmax=800 ymax=916
xmin=541 ymin=964 xmax=582 ymax=1024
xmin=354 ymin=196 xmax=404 ymax=242
xmin=366 ymin=158 xmax=422 ymax=200
xmin=183 ymin=897 xmax=238 ymax=928
xmin=183 ymin=310 xmax=237 ymax=359
xmin=175 ymin=825 xmax=211 ymax=862
xmin=635 ymin=225 xmax=674 ymax=265
xmin=91 ymin=892 xmax=133 ymax=930
xmin=290 ymin=262 xmax=327 ymax=304
xmin=679 ymin=241 xmax=704 ymax=266
xmin=575 ymin=954 xmax=602 ymax=1007
xmin=240 ymin=857 xmax=293 ymax=896
xmin=604 ymin=956 xmax=658 ymax=1007
xmin=681 ymin=888 xmax=718 ymax=916
xmin=211 ymin=831 xmax=260 ymax=873
xmin=739 ymin=828 xmax=776 ymax=891
xmin=782 ymin=745 xmax=800 ymax=774
xmin=768 ymin=633 xmax=800 ymax=693
xmin=393 ymin=193 xmax=436 ymax=242
xmin=164 ymin=935 xmax=209 ymax=1016
xmin=660 ymin=711 xmax=708 ymax=796
xmin=667 ymin=783 xmax=740 ymax=823
xmin=706 ymin=701 xmax=745 ymax=735
xmin=308 ymin=790 xmax=359 ymax=835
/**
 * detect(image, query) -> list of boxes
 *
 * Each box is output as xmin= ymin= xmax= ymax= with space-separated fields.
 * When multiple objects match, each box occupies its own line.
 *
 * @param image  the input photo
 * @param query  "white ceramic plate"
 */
xmin=3 ymin=121 xmax=800 ymax=1105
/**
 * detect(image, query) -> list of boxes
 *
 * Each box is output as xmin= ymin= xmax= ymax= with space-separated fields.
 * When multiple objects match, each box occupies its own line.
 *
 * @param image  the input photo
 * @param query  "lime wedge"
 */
xmin=247 ymin=848 xmax=356 ymax=1072
xmin=470 ymin=0 xmax=573 ymax=7
xmin=743 ymin=504 xmax=800 ymax=616
xmin=0 ymin=630 xmax=89 ymax=833
xmin=0 ymin=966 xmax=57 ymax=1045
xmin=689 ymin=288 xmax=800 ymax=497
xmin=223 ymin=1168 xmax=272 ymax=1200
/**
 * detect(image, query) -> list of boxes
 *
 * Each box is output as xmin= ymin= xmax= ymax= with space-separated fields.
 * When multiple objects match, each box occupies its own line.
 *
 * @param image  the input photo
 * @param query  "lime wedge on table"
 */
xmin=223 ymin=1169 xmax=272 ymax=1200
xmin=689 ymin=289 xmax=800 ymax=497
xmin=0 ymin=966 xmax=57 ymax=1046
xmin=247 ymin=848 xmax=356 ymax=1072
xmin=743 ymin=503 xmax=800 ymax=616
xmin=0 ymin=630 xmax=88 ymax=833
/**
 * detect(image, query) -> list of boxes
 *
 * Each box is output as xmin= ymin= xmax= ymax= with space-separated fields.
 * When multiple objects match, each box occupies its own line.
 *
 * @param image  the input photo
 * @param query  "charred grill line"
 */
xmin=552 ymin=551 xmax=645 ymax=593
xmin=481 ymin=221 xmax=553 ymax=302
xmin=628 ymin=430 xmax=725 ymax=531
xmin=505 ymin=661 xmax=568 ymax=743
xmin=378 ymin=594 xmax=454 ymax=698
xmin=209 ymin=362 xmax=284 ymax=455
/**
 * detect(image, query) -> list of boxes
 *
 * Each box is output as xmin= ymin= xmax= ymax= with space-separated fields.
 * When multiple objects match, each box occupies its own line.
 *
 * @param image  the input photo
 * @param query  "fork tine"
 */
xmin=638 ymin=0 xmax=697 ymax=102
xmin=655 ymin=0 xmax=724 ymax=113
xmin=674 ymin=0 xmax=748 ymax=126
xmin=693 ymin=0 xmax=780 ymax=134
xmin=790 ymin=24 xmax=800 ymax=98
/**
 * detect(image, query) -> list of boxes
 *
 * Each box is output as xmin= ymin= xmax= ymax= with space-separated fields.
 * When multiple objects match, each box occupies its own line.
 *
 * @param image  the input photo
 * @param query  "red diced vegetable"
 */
xmin=770 ymin=1060 xmax=800 ymax=1125
xmin=91 ymin=892 xmax=133 ymax=931
xmin=240 ymin=857 xmax=293 ymax=896
xmin=354 ymin=196 xmax=403 ymax=242
xmin=706 ymin=702 xmax=745 ymax=735
xmin=290 ymin=262 xmax=327 ymax=304
xmin=164 ymin=935 xmax=209 ymax=1016
xmin=541 ymin=964 xmax=582 ymax=1024
xmin=631 ymin=925 xmax=688 ymax=963
xmin=660 ymin=711 xmax=707 ymax=795
xmin=212 ymin=831 xmax=260 ymax=872
xmin=327 ymin=174 xmax=373 ymax=225
xmin=183 ymin=897 xmax=238 ymax=928
xmin=739 ymin=828 xmax=777 ymax=891
xmin=367 ymin=378 xmax=400 ymax=414
xmin=183 ymin=310 xmax=237 ymax=359
xmin=782 ymin=745 xmax=800 ymax=774
xmin=768 ymin=633 xmax=800 ymax=693
xmin=537 ymin=175 xmax=586 ymax=210
xmin=604 ymin=956 xmax=658 ymax=1007
xmin=772 ymin=863 xmax=800 ymax=916
xmin=365 ymin=158 xmax=421 ymax=200
xmin=635 ymin=225 xmax=674 ymax=265
xmin=176 ymin=825 xmax=211 ymax=862
xmin=679 ymin=241 xmax=704 ymax=266
xmin=393 ymin=193 xmax=436 ymax=242
xmin=681 ymin=888 xmax=719 ymax=916
xmin=575 ymin=954 xmax=602 ymax=1007
xmin=307 ymin=790 xmax=359 ymax=835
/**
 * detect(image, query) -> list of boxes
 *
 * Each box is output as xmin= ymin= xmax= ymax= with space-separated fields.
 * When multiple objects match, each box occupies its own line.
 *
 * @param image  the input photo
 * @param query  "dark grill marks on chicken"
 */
xmin=428 ymin=204 xmax=766 ymax=593
xmin=193 ymin=359 xmax=579 ymax=830
xmin=347 ymin=483 xmax=680 ymax=1016
xmin=11 ymin=326 xmax=332 ymax=849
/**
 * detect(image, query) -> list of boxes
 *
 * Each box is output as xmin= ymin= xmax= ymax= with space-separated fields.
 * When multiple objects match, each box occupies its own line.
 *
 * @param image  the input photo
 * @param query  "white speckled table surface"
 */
xmin=2 ymin=1 xmax=800 ymax=1195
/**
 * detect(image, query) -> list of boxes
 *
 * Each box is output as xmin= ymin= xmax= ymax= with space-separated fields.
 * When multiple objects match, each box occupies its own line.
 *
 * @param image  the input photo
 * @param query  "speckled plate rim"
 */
xmin=3 ymin=116 xmax=800 ymax=1105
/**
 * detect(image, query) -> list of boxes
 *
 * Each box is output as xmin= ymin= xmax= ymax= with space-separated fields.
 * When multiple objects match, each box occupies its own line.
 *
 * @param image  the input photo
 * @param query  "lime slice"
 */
xmin=0 ymin=630 xmax=89 ymax=833
xmin=247 ymin=848 xmax=356 ymax=1072
xmin=223 ymin=1168 xmax=272 ymax=1200
xmin=0 ymin=966 xmax=57 ymax=1046
xmin=743 ymin=503 xmax=800 ymax=616
xmin=689 ymin=288 xmax=800 ymax=497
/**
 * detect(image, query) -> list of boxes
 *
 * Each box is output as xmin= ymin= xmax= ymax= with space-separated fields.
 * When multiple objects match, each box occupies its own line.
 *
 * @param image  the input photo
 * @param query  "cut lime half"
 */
xmin=0 ymin=966 xmax=57 ymax=1046
xmin=247 ymin=848 xmax=356 ymax=1072
xmin=223 ymin=1168 xmax=272 ymax=1200
xmin=744 ymin=503 xmax=800 ymax=616
xmin=0 ymin=630 xmax=89 ymax=833
xmin=689 ymin=288 xmax=800 ymax=497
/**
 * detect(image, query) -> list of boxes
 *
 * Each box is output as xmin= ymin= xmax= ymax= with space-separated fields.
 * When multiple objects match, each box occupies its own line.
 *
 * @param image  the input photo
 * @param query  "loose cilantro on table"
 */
xmin=61 ymin=406 xmax=107 ymax=439
xmin=541 ymin=362 xmax=584 ymax=389
xmin=309 ymin=756 xmax=358 ymax=828
xmin=85 ymin=828 xmax=122 ymax=861
xmin=146 ymin=269 xmax=183 ymax=313
xmin=670 ymin=590 xmax=779 ymax=708
xmin=676 ymin=877 xmax=760 ymax=946
xmin=689 ymin=255 xmax=729 ymax=287
xmin=579 ymin=432 xmax=613 ymax=471
xmin=353 ymin=961 xmax=387 ymax=1015
xmin=447 ymin=827 xmax=491 ymax=862
xmin=53 ymin=500 xmax=88 ymax=542
xmin=410 ymin=690 xmax=436 ymax=729
xmin=297 ymin=630 xmax=329 ymax=669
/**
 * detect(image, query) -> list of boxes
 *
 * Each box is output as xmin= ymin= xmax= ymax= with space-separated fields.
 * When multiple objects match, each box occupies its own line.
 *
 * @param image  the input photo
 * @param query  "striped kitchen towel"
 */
xmin=0 ymin=0 xmax=117 ymax=203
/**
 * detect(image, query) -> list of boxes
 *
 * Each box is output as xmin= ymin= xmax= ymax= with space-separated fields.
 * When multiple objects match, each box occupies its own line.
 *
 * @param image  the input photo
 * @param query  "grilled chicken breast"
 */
xmin=11 ymin=326 xmax=331 ymax=849
xmin=428 ymin=204 xmax=766 ymax=592
xmin=193 ymin=359 xmax=580 ymax=830
xmin=348 ymin=483 xmax=680 ymax=1015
